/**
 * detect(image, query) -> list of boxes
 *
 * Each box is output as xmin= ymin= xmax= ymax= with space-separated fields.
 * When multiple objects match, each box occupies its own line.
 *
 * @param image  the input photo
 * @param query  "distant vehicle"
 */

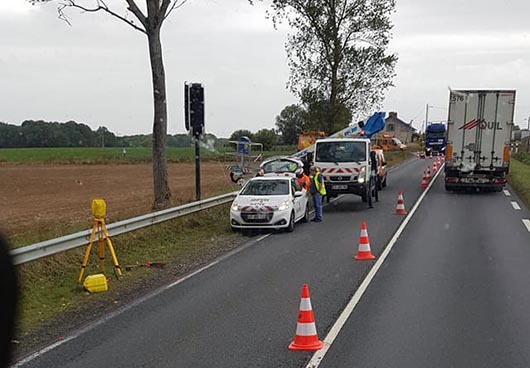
xmin=260 ymin=156 xmax=303 ymax=178
xmin=372 ymin=133 xmax=406 ymax=151
xmin=445 ymin=89 xmax=515 ymax=192
xmin=297 ymin=131 xmax=326 ymax=151
xmin=230 ymin=176 xmax=309 ymax=232
xmin=425 ymin=123 xmax=446 ymax=155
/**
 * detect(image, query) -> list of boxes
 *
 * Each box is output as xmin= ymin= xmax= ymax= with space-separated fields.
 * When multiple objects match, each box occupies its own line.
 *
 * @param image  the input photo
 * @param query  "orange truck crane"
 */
xmin=297 ymin=131 xmax=326 ymax=151
xmin=371 ymin=133 xmax=406 ymax=151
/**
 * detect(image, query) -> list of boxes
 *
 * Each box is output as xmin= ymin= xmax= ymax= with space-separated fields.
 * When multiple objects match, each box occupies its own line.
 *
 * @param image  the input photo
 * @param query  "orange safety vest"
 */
xmin=297 ymin=174 xmax=311 ymax=190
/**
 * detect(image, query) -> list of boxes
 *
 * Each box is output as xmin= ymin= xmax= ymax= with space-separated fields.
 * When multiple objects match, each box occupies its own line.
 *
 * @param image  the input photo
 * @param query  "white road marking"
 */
xmin=511 ymin=201 xmax=521 ymax=210
xmin=13 ymin=233 xmax=268 ymax=367
xmin=305 ymin=161 xmax=443 ymax=368
xmin=503 ymin=190 xmax=511 ymax=196
xmin=523 ymin=219 xmax=530 ymax=233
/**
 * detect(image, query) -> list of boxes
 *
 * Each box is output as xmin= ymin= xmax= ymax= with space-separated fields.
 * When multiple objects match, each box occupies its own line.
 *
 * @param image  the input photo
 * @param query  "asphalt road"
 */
xmin=317 ymin=170 xmax=530 ymax=367
xmin=16 ymin=156 xmax=530 ymax=368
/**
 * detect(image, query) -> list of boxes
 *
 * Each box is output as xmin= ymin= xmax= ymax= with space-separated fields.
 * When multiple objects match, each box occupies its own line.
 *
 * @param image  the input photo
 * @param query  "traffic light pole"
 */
xmin=184 ymin=82 xmax=204 ymax=200
xmin=194 ymin=137 xmax=201 ymax=201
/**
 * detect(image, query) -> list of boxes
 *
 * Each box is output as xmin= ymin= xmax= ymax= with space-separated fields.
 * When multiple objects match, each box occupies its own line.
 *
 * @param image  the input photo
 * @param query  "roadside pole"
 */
xmin=185 ymin=82 xmax=205 ymax=201
xmin=195 ymin=137 xmax=201 ymax=200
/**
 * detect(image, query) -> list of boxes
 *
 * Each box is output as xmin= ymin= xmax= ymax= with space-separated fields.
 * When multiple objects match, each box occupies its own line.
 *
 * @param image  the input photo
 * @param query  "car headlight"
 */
xmin=231 ymin=201 xmax=239 ymax=211
xmin=278 ymin=200 xmax=290 ymax=211
xmin=358 ymin=167 xmax=366 ymax=184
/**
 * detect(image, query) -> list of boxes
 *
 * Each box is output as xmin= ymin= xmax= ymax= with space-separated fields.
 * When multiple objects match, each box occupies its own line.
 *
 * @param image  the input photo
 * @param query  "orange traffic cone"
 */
xmin=426 ymin=166 xmax=431 ymax=181
xmin=395 ymin=192 xmax=407 ymax=215
xmin=421 ymin=169 xmax=429 ymax=189
xmin=289 ymin=284 xmax=323 ymax=351
xmin=354 ymin=221 xmax=376 ymax=260
xmin=432 ymin=162 xmax=438 ymax=174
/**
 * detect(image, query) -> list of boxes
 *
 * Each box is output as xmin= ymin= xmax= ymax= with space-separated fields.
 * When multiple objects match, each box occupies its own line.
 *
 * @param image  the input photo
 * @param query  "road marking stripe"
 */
xmin=305 ymin=162 xmax=443 ymax=368
xmin=503 ymin=190 xmax=511 ymax=196
xmin=511 ymin=201 xmax=521 ymax=210
xmin=523 ymin=219 xmax=530 ymax=233
xmin=13 ymin=233 xmax=268 ymax=367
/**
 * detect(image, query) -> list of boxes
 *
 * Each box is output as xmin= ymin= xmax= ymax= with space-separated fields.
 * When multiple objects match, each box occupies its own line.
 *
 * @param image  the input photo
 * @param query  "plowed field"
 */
xmin=1 ymin=162 xmax=239 ymax=237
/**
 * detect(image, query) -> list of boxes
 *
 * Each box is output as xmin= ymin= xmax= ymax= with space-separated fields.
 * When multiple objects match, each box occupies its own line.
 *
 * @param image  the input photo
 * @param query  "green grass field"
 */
xmin=0 ymin=146 xmax=296 ymax=164
xmin=0 ymin=147 xmax=219 ymax=163
xmin=508 ymin=158 xmax=530 ymax=209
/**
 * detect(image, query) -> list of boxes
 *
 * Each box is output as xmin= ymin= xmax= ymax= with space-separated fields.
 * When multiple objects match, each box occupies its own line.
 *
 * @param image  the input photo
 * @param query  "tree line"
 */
xmin=0 ymin=120 xmax=224 ymax=149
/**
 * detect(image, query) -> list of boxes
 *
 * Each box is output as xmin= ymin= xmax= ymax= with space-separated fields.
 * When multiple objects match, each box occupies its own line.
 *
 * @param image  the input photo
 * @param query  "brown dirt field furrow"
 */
xmin=0 ymin=162 xmax=239 ymax=238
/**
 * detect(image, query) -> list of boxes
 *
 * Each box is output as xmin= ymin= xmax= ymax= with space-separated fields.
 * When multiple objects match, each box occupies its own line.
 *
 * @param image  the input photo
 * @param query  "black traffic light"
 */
xmin=184 ymin=82 xmax=204 ymax=137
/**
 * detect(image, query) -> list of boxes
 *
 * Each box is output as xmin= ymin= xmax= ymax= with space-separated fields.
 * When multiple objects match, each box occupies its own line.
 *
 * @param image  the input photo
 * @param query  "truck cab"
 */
xmin=425 ymin=123 xmax=447 ymax=156
xmin=314 ymin=138 xmax=374 ymax=203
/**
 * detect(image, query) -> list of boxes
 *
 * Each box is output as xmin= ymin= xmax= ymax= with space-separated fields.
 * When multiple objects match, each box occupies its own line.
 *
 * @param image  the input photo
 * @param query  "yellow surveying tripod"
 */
xmin=78 ymin=199 xmax=122 ymax=283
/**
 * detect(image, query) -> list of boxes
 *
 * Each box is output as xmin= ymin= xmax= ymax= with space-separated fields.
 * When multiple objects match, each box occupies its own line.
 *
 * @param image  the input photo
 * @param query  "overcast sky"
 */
xmin=1 ymin=0 xmax=529 ymax=137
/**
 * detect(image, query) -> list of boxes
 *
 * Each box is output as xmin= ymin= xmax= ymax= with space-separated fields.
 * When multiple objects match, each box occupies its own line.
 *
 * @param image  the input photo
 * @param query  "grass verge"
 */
xmin=16 ymin=204 xmax=239 ymax=336
xmin=508 ymin=158 xmax=530 ymax=208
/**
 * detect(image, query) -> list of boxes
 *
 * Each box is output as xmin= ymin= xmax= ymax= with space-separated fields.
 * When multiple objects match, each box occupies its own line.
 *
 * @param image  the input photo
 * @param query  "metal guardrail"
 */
xmin=10 ymin=192 xmax=238 ymax=265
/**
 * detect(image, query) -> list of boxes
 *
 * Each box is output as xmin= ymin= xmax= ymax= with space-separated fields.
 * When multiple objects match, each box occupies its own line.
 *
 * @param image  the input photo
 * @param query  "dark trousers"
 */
xmin=312 ymin=193 xmax=323 ymax=220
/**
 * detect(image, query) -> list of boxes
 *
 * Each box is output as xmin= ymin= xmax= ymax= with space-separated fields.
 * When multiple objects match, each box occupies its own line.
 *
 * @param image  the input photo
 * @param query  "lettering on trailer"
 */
xmin=458 ymin=119 xmax=503 ymax=130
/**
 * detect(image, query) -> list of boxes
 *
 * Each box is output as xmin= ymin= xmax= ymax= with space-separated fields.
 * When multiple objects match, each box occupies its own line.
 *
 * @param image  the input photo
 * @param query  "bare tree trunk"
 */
xmin=147 ymin=27 xmax=171 ymax=209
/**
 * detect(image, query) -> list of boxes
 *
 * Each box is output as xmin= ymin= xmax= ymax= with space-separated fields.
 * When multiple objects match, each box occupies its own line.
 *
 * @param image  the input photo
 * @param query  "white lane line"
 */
xmin=13 ymin=233 xmax=268 ymax=367
xmin=504 ymin=190 xmax=511 ymax=196
xmin=523 ymin=219 xmax=530 ymax=233
xmin=511 ymin=201 xmax=521 ymax=210
xmin=305 ymin=161 xmax=443 ymax=368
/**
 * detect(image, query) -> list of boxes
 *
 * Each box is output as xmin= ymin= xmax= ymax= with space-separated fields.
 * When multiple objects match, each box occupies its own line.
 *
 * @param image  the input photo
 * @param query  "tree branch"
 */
xmin=62 ymin=0 xmax=147 ymax=34
xmin=163 ymin=0 xmax=188 ymax=21
xmin=124 ymin=0 xmax=148 ymax=30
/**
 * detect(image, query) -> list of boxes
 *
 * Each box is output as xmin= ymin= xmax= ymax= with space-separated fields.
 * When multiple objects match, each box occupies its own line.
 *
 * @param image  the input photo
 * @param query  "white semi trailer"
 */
xmin=445 ymin=90 xmax=515 ymax=192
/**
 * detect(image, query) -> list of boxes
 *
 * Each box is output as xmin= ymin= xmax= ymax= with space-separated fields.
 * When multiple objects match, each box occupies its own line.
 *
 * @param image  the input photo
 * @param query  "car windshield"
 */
xmin=315 ymin=142 xmax=366 ymax=163
xmin=240 ymin=180 xmax=290 ymax=196
xmin=262 ymin=160 xmax=298 ymax=173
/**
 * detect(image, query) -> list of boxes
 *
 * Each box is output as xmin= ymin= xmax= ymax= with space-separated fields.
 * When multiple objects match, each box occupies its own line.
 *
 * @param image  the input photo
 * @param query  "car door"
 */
xmin=291 ymin=179 xmax=304 ymax=220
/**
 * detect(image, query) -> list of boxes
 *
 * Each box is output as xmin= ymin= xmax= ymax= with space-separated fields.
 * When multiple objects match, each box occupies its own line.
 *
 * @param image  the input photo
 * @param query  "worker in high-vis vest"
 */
xmin=309 ymin=166 xmax=326 ymax=222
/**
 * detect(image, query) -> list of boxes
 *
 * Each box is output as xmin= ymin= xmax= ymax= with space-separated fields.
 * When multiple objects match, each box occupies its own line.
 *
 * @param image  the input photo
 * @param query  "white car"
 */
xmin=230 ymin=176 xmax=309 ymax=232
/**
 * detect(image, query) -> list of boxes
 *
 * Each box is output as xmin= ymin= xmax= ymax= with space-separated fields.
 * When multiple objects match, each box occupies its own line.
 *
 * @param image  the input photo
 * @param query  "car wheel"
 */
xmin=361 ymin=193 xmax=368 ymax=203
xmin=301 ymin=204 xmax=309 ymax=223
xmin=286 ymin=211 xmax=295 ymax=232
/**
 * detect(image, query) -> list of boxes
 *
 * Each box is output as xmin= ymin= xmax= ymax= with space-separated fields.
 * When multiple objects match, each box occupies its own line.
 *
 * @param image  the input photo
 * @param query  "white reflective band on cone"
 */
xmin=296 ymin=322 xmax=317 ymax=336
xmin=359 ymin=244 xmax=370 ymax=251
xmin=299 ymin=298 xmax=312 ymax=311
xmin=360 ymin=229 xmax=368 ymax=237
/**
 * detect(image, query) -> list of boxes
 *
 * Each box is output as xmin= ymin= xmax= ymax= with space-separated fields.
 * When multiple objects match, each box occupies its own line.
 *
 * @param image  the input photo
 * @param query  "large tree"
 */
xmin=32 ymin=0 xmax=188 ymax=209
xmin=275 ymin=104 xmax=307 ymax=145
xmin=266 ymin=0 xmax=397 ymax=134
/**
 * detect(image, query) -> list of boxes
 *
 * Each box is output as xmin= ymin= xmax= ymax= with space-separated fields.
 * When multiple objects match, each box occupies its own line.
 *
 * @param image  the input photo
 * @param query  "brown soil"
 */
xmin=1 ymin=161 xmax=246 ymax=360
xmin=0 ymin=162 xmax=239 ymax=237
